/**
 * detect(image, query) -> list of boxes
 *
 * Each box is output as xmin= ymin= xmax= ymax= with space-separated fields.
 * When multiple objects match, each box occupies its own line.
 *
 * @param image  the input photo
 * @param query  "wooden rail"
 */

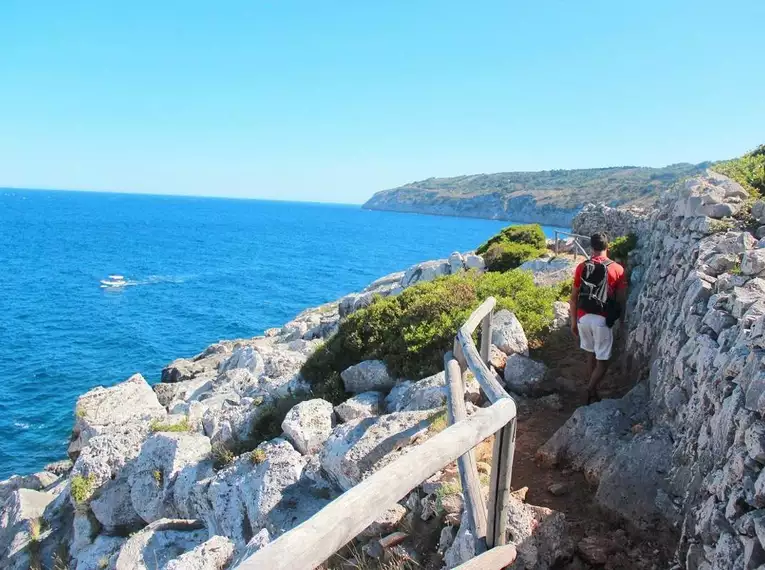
xmin=236 ymin=296 xmax=517 ymax=569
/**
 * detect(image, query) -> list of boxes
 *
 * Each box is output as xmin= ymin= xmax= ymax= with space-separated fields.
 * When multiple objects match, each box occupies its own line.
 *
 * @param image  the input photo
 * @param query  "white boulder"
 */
xmin=281 ymin=399 xmax=336 ymax=455
xmin=321 ymin=411 xmax=433 ymax=490
xmin=164 ymin=535 xmax=235 ymax=570
xmin=334 ymin=392 xmax=384 ymax=422
xmin=504 ymin=354 xmax=548 ymax=394
xmin=341 ymin=360 xmax=396 ymax=393
xmin=127 ymin=432 xmax=213 ymax=523
xmin=69 ymin=374 xmax=166 ymax=458
xmin=114 ymin=519 xmax=207 ymax=570
xmin=491 ymin=310 xmax=529 ymax=356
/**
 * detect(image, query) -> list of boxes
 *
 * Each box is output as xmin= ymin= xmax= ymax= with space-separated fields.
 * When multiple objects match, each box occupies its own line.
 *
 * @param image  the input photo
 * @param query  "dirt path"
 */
xmin=507 ymin=328 xmax=677 ymax=570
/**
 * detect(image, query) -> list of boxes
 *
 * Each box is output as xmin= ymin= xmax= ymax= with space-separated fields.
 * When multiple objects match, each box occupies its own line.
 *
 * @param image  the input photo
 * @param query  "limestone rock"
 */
xmin=74 ymin=535 xmax=126 ymax=570
xmin=0 ymin=488 xmax=55 ymax=560
xmin=401 ymin=259 xmax=451 ymax=288
xmin=551 ymin=301 xmax=570 ymax=331
xmin=518 ymin=257 xmax=577 ymax=287
xmin=0 ymin=472 xmax=59 ymax=504
xmin=281 ymin=398 xmax=335 ymax=455
xmin=69 ymin=374 xmax=166 ymax=458
xmin=341 ymin=360 xmax=396 ymax=393
xmin=594 ymin=428 xmax=672 ymax=529
xmin=443 ymin=510 xmax=476 ymax=569
xmin=537 ymin=383 xmax=648 ymax=483
xmin=384 ymin=381 xmax=414 ymax=413
xmin=127 ymin=432 xmax=213 ymax=523
xmin=746 ymin=422 xmax=765 ymax=463
xmin=195 ymin=438 xmax=317 ymax=543
xmin=231 ymin=529 xmax=271 ymax=567
xmin=464 ymin=253 xmax=485 ymax=271
xmin=504 ymin=354 xmax=547 ymax=395
xmin=505 ymin=494 xmax=573 ymax=569
xmin=388 ymin=371 xmax=471 ymax=413
xmin=114 ymin=519 xmax=207 ymax=570
xmin=164 ymin=535 xmax=236 ymax=570
xmin=742 ymin=250 xmax=765 ymax=276
xmin=334 ymin=392 xmax=384 ymax=422
xmin=320 ymin=411 xmax=433 ymax=490
xmin=491 ymin=310 xmax=529 ymax=356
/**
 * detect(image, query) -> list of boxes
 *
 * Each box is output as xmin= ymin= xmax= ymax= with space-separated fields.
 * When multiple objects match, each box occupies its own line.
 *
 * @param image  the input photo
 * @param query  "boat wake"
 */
xmin=100 ymin=274 xmax=193 ymax=289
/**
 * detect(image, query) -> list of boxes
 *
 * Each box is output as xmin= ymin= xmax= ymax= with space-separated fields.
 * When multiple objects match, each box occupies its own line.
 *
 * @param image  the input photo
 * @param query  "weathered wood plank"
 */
xmin=237 ymin=398 xmax=517 ymax=570
xmin=480 ymin=310 xmax=493 ymax=365
xmin=485 ymin=425 xmax=503 ymax=549
xmin=461 ymin=297 xmax=496 ymax=334
xmin=452 ymin=544 xmax=518 ymax=569
xmin=492 ymin=420 xmax=517 ymax=547
xmin=445 ymin=353 xmax=487 ymax=551
xmin=456 ymin=329 xmax=510 ymax=404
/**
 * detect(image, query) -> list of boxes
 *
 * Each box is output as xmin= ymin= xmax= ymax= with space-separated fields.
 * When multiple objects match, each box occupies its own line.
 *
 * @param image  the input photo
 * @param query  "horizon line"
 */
xmin=0 ymin=185 xmax=364 ymax=207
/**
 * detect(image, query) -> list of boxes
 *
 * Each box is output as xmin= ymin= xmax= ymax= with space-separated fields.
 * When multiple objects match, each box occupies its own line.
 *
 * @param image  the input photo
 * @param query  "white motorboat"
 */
xmin=100 ymin=275 xmax=128 ymax=288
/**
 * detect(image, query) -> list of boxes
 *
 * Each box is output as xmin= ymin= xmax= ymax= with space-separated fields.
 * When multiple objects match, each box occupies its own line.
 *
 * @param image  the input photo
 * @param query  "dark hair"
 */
xmin=591 ymin=232 xmax=608 ymax=252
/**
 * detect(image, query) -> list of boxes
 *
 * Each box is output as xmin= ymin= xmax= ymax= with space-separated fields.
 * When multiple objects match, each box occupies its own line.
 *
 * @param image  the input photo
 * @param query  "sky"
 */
xmin=0 ymin=1 xmax=763 ymax=204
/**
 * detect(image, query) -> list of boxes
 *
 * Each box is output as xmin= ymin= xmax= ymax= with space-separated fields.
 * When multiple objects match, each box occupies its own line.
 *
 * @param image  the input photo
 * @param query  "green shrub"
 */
xmin=712 ymin=144 xmax=765 ymax=197
xmin=301 ymin=270 xmax=564 ymax=388
xmin=609 ymin=234 xmax=638 ymax=264
xmin=211 ymin=442 xmax=235 ymax=470
xmin=476 ymin=223 xmax=546 ymax=255
xmin=482 ymin=242 xmax=543 ymax=272
xmin=70 ymin=475 xmax=95 ymax=504
xmin=150 ymin=417 xmax=190 ymax=433
xmin=251 ymin=448 xmax=267 ymax=464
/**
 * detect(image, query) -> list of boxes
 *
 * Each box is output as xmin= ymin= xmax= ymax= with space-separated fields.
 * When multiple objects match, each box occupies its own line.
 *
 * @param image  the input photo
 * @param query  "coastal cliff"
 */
xmin=4 ymin=168 xmax=765 ymax=569
xmin=363 ymin=163 xmax=707 ymax=227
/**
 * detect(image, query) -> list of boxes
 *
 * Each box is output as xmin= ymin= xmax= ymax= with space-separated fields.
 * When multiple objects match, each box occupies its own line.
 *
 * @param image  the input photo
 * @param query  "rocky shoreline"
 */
xmin=4 ymin=169 xmax=765 ymax=570
xmin=362 ymin=191 xmax=578 ymax=228
xmin=1 ymin=248 xmax=574 ymax=569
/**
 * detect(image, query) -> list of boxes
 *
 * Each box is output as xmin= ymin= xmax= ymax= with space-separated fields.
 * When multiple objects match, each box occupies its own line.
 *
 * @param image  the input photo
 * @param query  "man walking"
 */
xmin=569 ymin=232 xmax=628 ymax=404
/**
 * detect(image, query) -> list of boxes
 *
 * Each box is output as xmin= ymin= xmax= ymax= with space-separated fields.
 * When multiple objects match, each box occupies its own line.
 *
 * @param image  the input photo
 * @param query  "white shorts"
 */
xmin=578 ymin=313 xmax=613 ymax=361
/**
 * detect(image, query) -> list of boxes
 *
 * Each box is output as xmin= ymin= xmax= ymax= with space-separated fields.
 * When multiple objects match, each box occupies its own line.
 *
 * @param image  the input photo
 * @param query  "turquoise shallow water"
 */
xmin=0 ymin=188 xmax=564 ymax=478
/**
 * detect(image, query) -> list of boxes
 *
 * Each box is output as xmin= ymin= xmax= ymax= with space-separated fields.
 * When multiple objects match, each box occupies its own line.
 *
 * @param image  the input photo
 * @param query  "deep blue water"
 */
xmin=0 ymin=189 xmax=564 ymax=479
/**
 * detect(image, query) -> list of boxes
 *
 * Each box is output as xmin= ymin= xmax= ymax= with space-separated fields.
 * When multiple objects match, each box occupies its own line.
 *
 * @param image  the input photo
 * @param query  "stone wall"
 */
xmin=571 ymin=202 xmax=646 ymax=240
xmin=541 ymin=171 xmax=765 ymax=569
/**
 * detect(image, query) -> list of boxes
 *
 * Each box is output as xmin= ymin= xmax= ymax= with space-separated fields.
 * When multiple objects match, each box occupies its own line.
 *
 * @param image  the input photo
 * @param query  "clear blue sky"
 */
xmin=1 ymin=1 xmax=763 ymax=204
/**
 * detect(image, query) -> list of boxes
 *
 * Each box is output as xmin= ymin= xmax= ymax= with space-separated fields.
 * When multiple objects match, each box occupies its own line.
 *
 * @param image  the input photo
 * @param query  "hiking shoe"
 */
xmin=586 ymin=390 xmax=602 ymax=405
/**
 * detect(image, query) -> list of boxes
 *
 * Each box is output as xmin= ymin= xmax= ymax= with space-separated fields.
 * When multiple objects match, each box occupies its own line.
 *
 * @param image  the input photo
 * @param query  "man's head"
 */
xmin=590 ymin=232 xmax=608 ymax=255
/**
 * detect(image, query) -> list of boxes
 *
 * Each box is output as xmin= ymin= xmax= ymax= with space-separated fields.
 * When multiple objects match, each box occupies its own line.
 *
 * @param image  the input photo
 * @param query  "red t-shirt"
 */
xmin=573 ymin=255 xmax=626 ymax=319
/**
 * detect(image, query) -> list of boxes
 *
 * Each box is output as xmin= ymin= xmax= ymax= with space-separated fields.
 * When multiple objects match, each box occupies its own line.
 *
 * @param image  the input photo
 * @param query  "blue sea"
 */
xmin=0 ymin=189 xmax=564 ymax=479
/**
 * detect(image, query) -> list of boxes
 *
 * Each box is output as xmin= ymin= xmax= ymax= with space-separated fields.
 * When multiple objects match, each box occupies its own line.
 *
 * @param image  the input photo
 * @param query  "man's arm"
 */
xmin=569 ymin=284 xmax=580 ymax=337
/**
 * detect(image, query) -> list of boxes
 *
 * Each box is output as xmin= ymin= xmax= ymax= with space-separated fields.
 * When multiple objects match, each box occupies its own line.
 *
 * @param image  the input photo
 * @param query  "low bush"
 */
xmin=482 ymin=242 xmax=542 ymax=272
xmin=70 ymin=475 xmax=95 ymax=504
xmin=301 ymin=270 xmax=567 ymax=390
xmin=476 ymin=224 xmax=546 ymax=255
xmin=712 ymin=144 xmax=765 ymax=197
xmin=609 ymin=234 xmax=638 ymax=265
xmin=211 ymin=442 xmax=235 ymax=470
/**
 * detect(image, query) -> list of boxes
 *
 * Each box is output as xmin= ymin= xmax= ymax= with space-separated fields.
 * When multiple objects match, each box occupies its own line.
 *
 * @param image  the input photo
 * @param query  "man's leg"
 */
xmin=587 ymin=352 xmax=597 ymax=379
xmin=587 ymin=359 xmax=610 ymax=401
xmin=586 ymin=316 xmax=613 ymax=403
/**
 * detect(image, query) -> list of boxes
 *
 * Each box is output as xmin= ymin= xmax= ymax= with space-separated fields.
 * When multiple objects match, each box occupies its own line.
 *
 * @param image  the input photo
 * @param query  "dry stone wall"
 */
xmin=543 ymin=171 xmax=765 ymax=569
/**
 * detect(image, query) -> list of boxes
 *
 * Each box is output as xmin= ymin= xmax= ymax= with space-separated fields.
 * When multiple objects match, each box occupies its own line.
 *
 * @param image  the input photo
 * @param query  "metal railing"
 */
xmin=236 ymin=297 xmax=518 ymax=569
xmin=553 ymin=230 xmax=590 ymax=260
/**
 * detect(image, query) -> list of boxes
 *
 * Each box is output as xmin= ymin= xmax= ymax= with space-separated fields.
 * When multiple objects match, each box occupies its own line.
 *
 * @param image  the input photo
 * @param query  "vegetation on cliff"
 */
xmin=712 ymin=144 xmax=765 ymax=197
xmin=476 ymin=224 xmax=547 ymax=272
xmin=301 ymin=269 xmax=568 ymax=394
xmin=364 ymin=162 xmax=708 ymax=212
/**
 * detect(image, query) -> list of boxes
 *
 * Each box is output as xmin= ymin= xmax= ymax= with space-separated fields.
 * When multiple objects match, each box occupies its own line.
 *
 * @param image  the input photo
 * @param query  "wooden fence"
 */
xmin=237 ymin=297 xmax=517 ymax=569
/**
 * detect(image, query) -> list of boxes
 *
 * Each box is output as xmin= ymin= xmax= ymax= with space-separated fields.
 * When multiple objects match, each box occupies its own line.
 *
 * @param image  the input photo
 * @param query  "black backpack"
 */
xmin=578 ymin=258 xmax=613 ymax=314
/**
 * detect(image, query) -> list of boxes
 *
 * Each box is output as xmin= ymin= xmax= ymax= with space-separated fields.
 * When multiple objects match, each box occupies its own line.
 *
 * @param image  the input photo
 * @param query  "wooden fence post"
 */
xmin=445 ymin=353 xmax=487 ymax=553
